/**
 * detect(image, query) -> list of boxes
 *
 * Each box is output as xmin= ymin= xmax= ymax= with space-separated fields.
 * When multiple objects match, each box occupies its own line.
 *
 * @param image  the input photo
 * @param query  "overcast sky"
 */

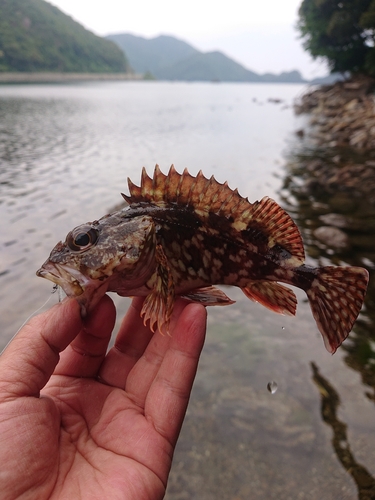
xmin=48 ymin=0 xmax=329 ymax=79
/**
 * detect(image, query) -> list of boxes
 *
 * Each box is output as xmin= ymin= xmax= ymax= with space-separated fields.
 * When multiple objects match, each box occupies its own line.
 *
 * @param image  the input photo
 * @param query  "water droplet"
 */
xmin=267 ymin=381 xmax=278 ymax=394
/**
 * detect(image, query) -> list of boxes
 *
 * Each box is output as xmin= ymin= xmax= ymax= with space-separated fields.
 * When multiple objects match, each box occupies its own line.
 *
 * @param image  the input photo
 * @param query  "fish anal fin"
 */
xmin=306 ymin=266 xmax=369 ymax=353
xmin=182 ymin=286 xmax=235 ymax=306
xmin=141 ymin=244 xmax=175 ymax=334
xmin=242 ymin=280 xmax=297 ymax=316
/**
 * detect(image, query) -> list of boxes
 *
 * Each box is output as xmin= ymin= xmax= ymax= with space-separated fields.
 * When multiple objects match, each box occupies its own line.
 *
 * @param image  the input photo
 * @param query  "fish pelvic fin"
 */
xmin=306 ymin=266 xmax=369 ymax=354
xmin=182 ymin=286 xmax=235 ymax=306
xmin=141 ymin=244 xmax=175 ymax=334
xmin=242 ymin=280 xmax=297 ymax=316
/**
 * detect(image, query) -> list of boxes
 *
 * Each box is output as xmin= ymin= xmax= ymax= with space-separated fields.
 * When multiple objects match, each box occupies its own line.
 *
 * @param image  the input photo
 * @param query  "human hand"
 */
xmin=0 ymin=295 xmax=207 ymax=500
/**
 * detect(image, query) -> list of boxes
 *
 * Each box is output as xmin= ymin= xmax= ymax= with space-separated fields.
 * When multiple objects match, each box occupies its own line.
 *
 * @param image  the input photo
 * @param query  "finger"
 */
xmin=0 ymin=299 xmax=82 ymax=399
xmin=123 ymin=298 xmax=194 ymax=403
xmin=98 ymin=297 xmax=154 ymax=388
xmin=145 ymin=303 xmax=207 ymax=447
xmin=54 ymin=295 xmax=116 ymax=378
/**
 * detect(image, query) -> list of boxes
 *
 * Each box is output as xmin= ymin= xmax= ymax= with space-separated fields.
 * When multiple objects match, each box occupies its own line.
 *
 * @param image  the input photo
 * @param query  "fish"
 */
xmin=37 ymin=165 xmax=369 ymax=353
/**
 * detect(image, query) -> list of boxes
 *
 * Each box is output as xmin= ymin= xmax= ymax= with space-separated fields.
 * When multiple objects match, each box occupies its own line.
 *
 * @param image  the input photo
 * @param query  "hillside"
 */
xmin=105 ymin=33 xmax=198 ymax=76
xmin=0 ymin=0 xmax=129 ymax=72
xmin=107 ymin=33 xmax=306 ymax=83
xmin=160 ymin=50 xmax=262 ymax=82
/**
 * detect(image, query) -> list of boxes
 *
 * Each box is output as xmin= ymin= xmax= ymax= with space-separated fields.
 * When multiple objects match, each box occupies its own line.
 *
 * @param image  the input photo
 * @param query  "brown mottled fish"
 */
xmin=37 ymin=165 xmax=369 ymax=353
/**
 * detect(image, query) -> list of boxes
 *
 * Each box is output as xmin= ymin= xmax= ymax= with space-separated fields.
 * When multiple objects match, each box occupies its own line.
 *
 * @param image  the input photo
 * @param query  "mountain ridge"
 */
xmin=106 ymin=33 xmax=306 ymax=83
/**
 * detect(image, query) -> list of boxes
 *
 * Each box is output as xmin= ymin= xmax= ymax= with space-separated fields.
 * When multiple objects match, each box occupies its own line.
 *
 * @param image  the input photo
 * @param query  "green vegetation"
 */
xmin=0 ymin=0 xmax=129 ymax=72
xmin=298 ymin=0 xmax=375 ymax=76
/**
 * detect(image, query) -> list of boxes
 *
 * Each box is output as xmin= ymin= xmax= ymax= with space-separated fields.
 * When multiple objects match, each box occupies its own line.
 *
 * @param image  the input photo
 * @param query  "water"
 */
xmin=0 ymin=81 xmax=302 ymax=341
xmin=1 ymin=81 xmax=374 ymax=499
xmin=267 ymin=381 xmax=278 ymax=394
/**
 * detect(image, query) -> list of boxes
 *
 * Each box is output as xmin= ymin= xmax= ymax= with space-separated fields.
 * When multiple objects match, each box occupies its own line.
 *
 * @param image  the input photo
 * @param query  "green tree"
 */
xmin=298 ymin=0 xmax=375 ymax=75
xmin=0 ymin=0 xmax=129 ymax=73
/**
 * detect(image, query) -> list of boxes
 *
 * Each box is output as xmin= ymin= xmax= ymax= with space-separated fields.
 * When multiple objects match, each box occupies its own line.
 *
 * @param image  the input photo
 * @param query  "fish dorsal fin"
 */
xmin=242 ymin=196 xmax=305 ymax=263
xmin=123 ymin=164 xmax=247 ymax=215
xmin=123 ymin=165 xmax=305 ymax=262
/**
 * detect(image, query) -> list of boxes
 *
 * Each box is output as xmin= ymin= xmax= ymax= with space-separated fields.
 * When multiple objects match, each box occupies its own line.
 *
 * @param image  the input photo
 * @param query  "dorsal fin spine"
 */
xmin=124 ymin=166 xmax=305 ymax=262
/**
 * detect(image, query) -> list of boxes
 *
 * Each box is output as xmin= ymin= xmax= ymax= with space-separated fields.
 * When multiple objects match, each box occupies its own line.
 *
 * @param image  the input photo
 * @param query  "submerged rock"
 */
xmin=313 ymin=226 xmax=349 ymax=249
xmin=319 ymin=213 xmax=349 ymax=229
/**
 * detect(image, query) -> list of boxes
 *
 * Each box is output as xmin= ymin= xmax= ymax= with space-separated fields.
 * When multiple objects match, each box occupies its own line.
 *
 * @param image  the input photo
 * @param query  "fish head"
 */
xmin=37 ymin=213 xmax=156 ymax=314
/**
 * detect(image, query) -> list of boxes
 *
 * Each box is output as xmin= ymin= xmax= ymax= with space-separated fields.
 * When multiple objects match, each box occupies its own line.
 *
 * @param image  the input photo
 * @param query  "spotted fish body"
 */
xmin=37 ymin=165 xmax=369 ymax=353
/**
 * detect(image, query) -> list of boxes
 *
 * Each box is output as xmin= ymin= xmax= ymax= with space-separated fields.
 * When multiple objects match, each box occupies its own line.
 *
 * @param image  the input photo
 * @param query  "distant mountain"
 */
xmin=107 ymin=33 xmax=306 ymax=83
xmin=160 ymin=51 xmax=263 ymax=82
xmin=0 ymin=0 xmax=129 ymax=73
xmin=261 ymin=70 xmax=305 ymax=83
xmin=105 ymin=33 xmax=198 ymax=76
xmin=309 ymin=73 xmax=346 ymax=85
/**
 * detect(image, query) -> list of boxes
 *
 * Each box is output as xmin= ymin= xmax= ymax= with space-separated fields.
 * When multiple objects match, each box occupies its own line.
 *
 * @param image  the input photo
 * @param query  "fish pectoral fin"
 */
xmin=141 ymin=244 xmax=175 ymax=334
xmin=242 ymin=280 xmax=297 ymax=316
xmin=182 ymin=286 xmax=235 ymax=306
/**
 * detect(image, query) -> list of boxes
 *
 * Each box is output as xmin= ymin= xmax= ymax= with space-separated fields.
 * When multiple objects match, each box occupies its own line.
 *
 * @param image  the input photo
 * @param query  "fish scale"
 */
xmin=37 ymin=164 xmax=369 ymax=353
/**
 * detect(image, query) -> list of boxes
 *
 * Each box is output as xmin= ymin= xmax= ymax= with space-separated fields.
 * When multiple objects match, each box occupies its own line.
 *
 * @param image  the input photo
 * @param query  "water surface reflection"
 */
xmin=281 ymin=145 xmax=375 ymax=498
xmin=281 ymin=146 xmax=375 ymax=389
xmin=311 ymin=362 xmax=375 ymax=499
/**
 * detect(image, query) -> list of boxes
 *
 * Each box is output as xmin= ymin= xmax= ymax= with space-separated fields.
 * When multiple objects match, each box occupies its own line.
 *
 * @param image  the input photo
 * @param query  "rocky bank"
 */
xmin=295 ymin=75 xmax=375 ymax=150
xmin=291 ymin=75 xmax=375 ymax=205
xmin=282 ymin=76 xmax=375 ymax=252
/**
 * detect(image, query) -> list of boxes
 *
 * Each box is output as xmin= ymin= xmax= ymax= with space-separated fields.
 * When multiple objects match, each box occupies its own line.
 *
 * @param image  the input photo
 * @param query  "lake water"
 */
xmin=1 ymin=81 xmax=374 ymax=499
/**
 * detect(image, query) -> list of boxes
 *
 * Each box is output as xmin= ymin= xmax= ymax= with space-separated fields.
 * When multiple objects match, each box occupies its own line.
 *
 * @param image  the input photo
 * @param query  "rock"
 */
xmin=319 ymin=213 xmax=366 ymax=231
xmin=313 ymin=226 xmax=349 ymax=249
xmin=344 ymin=98 xmax=359 ymax=111
xmin=328 ymin=192 xmax=357 ymax=212
xmin=294 ymin=75 xmax=375 ymax=151
xmin=349 ymin=129 xmax=368 ymax=147
xmin=319 ymin=213 xmax=348 ymax=228
xmin=295 ymin=129 xmax=304 ymax=138
xmin=268 ymin=98 xmax=283 ymax=104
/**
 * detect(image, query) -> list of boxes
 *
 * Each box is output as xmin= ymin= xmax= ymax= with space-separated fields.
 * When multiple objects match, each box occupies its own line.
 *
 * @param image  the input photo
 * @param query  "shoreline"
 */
xmin=0 ymin=72 xmax=143 ymax=83
xmin=294 ymin=75 xmax=375 ymax=150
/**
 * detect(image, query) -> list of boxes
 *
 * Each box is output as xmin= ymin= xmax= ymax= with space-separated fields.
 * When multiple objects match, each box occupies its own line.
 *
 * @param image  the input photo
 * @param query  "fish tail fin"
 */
xmin=306 ymin=266 xmax=369 ymax=353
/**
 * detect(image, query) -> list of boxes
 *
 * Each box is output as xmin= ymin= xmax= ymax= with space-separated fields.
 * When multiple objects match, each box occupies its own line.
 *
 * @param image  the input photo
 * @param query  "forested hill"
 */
xmin=0 ymin=0 xmax=129 ymax=72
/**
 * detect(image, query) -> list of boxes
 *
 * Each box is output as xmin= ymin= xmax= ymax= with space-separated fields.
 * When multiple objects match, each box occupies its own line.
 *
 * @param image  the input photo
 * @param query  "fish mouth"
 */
xmin=37 ymin=261 xmax=109 ymax=316
xmin=36 ymin=262 xmax=86 ymax=297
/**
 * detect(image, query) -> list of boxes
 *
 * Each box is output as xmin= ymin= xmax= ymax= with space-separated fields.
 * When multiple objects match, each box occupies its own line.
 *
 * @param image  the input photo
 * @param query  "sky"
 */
xmin=48 ymin=0 xmax=329 ymax=79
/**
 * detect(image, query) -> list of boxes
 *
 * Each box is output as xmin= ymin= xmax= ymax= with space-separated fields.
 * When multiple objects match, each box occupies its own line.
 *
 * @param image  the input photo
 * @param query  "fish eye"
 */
xmin=67 ymin=225 xmax=99 ymax=252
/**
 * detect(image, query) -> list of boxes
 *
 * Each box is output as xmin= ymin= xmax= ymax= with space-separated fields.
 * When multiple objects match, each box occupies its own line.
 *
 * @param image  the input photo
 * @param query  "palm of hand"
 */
xmin=0 ymin=296 xmax=206 ymax=500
